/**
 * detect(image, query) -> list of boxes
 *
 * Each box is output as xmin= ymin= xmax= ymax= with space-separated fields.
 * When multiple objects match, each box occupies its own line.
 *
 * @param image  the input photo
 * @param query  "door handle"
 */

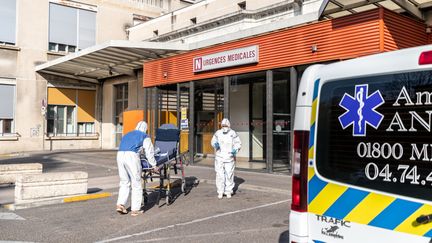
xmin=416 ymin=214 xmax=432 ymax=224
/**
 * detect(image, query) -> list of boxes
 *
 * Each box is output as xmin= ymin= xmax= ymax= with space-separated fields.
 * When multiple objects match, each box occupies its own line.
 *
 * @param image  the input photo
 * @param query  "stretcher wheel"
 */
xmin=166 ymin=192 xmax=171 ymax=206
xmin=181 ymin=180 xmax=185 ymax=193
xmin=143 ymin=193 xmax=148 ymax=204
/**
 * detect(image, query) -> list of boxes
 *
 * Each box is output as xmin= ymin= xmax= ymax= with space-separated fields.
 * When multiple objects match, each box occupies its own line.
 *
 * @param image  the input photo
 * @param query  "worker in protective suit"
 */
xmin=211 ymin=118 xmax=241 ymax=199
xmin=116 ymin=121 xmax=157 ymax=216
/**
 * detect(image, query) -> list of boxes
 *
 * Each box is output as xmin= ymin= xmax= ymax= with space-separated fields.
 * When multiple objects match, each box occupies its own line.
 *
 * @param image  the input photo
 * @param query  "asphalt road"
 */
xmin=0 ymin=150 xmax=291 ymax=243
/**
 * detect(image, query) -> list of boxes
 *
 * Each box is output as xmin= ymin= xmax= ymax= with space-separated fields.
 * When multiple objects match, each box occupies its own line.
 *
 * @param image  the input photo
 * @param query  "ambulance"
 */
xmin=290 ymin=45 xmax=432 ymax=243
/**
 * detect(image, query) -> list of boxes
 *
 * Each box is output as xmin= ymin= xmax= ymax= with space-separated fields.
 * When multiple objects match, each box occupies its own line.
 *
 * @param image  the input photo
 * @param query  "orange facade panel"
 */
xmin=77 ymin=90 xmax=96 ymax=123
xmin=123 ymin=110 xmax=145 ymax=135
xmin=143 ymin=8 xmax=426 ymax=87
xmin=47 ymin=87 xmax=76 ymax=106
xmin=382 ymin=10 xmax=427 ymax=52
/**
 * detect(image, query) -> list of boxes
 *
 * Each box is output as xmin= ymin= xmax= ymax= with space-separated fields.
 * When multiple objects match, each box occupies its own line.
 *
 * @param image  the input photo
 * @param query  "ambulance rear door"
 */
xmin=307 ymin=48 xmax=432 ymax=243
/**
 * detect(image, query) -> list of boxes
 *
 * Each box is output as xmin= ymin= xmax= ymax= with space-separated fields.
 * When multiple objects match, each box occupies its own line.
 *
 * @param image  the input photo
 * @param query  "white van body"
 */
xmin=290 ymin=45 xmax=432 ymax=243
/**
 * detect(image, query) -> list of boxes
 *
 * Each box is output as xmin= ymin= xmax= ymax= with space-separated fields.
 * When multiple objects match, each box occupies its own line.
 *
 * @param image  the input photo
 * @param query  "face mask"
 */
xmin=222 ymin=127 xmax=229 ymax=133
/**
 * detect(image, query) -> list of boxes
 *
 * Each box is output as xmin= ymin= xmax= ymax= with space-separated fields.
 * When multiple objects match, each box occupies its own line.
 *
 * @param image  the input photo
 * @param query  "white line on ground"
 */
xmin=96 ymin=199 xmax=290 ymax=243
xmin=135 ymin=227 xmax=279 ymax=242
xmin=200 ymin=179 xmax=290 ymax=195
xmin=0 ymin=212 xmax=25 ymax=220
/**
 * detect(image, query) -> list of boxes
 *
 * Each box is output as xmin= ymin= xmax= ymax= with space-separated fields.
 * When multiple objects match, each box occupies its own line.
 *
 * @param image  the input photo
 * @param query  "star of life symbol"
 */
xmin=338 ymin=84 xmax=385 ymax=136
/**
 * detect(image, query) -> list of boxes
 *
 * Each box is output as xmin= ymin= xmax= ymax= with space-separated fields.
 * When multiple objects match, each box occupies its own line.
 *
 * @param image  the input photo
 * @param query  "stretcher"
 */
xmin=140 ymin=124 xmax=187 ymax=206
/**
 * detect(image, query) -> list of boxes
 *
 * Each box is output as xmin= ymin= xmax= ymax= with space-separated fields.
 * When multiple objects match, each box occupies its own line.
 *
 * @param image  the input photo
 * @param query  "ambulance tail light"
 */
xmin=291 ymin=130 xmax=309 ymax=212
xmin=419 ymin=51 xmax=432 ymax=65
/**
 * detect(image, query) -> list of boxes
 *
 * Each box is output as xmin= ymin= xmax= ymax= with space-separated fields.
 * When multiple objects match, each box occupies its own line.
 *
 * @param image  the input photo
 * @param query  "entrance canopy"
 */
xmin=319 ymin=0 xmax=432 ymax=20
xmin=35 ymin=40 xmax=188 ymax=83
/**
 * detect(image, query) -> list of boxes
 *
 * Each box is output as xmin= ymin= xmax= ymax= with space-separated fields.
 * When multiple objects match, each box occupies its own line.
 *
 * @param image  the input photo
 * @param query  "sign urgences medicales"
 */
xmin=193 ymin=45 xmax=259 ymax=73
xmin=316 ymin=70 xmax=432 ymax=201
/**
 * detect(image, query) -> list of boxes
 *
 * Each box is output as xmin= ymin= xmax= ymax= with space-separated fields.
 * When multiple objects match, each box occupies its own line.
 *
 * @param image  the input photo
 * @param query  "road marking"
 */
xmin=0 ymin=212 xmax=25 ymax=220
xmin=0 ymin=241 xmax=34 ymax=243
xmin=135 ymin=227 xmax=279 ymax=242
xmin=96 ymin=199 xmax=290 ymax=243
xmin=200 ymin=179 xmax=290 ymax=194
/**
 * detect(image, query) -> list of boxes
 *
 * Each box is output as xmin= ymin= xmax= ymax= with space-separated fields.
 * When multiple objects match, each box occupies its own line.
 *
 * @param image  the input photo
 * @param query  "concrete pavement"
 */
xmin=0 ymin=150 xmax=292 ymax=242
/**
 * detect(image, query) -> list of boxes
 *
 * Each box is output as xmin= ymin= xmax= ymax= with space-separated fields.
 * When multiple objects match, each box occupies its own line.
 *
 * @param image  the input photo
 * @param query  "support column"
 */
xmin=290 ymin=67 xmax=298 ymax=171
xmin=143 ymin=87 xmax=148 ymax=122
xmin=176 ymin=83 xmax=180 ymax=128
xmin=224 ymin=76 xmax=230 ymax=119
xmin=189 ymin=81 xmax=195 ymax=164
xmin=152 ymin=88 xmax=158 ymax=139
xmin=266 ymin=70 xmax=273 ymax=173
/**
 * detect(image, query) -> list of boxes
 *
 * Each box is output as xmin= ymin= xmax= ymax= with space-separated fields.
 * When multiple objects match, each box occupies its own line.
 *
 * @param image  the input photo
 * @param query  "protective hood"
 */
xmin=221 ymin=118 xmax=230 ymax=128
xmin=221 ymin=118 xmax=230 ymax=133
xmin=135 ymin=121 xmax=148 ymax=133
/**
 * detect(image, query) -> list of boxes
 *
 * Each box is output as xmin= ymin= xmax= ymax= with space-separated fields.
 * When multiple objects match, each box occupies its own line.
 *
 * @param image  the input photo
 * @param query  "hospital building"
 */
xmin=2 ymin=0 xmax=432 ymax=173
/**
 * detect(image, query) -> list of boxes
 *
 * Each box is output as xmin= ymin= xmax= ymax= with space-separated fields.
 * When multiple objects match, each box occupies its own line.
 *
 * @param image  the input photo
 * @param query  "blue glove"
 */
xmin=232 ymin=148 xmax=237 ymax=156
xmin=214 ymin=142 xmax=220 ymax=150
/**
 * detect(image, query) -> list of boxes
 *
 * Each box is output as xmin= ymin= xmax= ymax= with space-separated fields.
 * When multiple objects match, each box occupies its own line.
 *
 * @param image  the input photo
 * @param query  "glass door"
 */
xmin=194 ymin=78 xmax=224 ymax=164
xmin=273 ymin=70 xmax=291 ymax=172
xmin=250 ymin=82 xmax=266 ymax=161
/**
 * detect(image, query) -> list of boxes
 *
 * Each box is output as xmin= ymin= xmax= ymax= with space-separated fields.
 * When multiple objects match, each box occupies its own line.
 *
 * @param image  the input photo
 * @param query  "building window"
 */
xmin=47 ymin=87 xmax=96 ymax=136
xmin=78 ymin=122 xmax=94 ymax=135
xmin=190 ymin=17 xmax=197 ymax=25
xmin=0 ymin=0 xmax=16 ymax=45
xmin=133 ymin=14 xmax=152 ymax=26
xmin=47 ymin=105 xmax=76 ymax=135
xmin=238 ymin=1 xmax=246 ymax=10
xmin=0 ymin=83 xmax=15 ymax=135
xmin=48 ymin=3 xmax=96 ymax=53
xmin=115 ymin=84 xmax=128 ymax=147
xmin=171 ymin=14 xmax=177 ymax=26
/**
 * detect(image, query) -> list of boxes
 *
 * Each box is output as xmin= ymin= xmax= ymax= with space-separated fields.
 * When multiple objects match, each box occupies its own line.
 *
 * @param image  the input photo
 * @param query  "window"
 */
xmin=190 ymin=17 xmax=197 ymax=25
xmin=48 ymin=3 xmax=96 ymax=53
xmin=47 ymin=105 xmax=76 ymax=135
xmin=47 ymin=88 xmax=96 ymax=136
xmin=153 ymin=30 xmax=159 ymax=37
xmin=171 ymin=14 xmax=176 ymax=26
xmin=0 ymin=83 xmax=15 ymax=135
xmin=0 ymin=0 xmax=16 ymax=45
xmin=133 ymin=14 xmax=152 ymax=26
xmin=238 ymin=1 xmax=246 ymax=10
xmin=115 ymin=84 xmax=128 ymax=147
xmin=317 ymin=70 xmax=432 ymax=202
xmin=78 ymin=122 xmax=94 ymax=135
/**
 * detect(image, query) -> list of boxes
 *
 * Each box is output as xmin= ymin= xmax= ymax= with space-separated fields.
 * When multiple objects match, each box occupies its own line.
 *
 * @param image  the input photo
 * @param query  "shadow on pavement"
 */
xmin=87 ymin=188 xmax=103 ymax=194
xmin=141 ymin=176 xmax=199 ymax=210
xmin=233 ymin=176 xmax=245 ymax=194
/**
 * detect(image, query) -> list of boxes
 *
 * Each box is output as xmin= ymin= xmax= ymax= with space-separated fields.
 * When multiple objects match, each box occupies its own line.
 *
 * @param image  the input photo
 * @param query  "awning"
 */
xmin=319 ymin=0 xmax=432 ymax=20
xmin=35 ymin=40 xmax=189 ymax=83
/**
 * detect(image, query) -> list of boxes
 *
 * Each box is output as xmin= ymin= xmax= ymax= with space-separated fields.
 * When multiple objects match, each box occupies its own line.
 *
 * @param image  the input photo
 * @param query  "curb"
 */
xmin=2 ymin=192 xmax=112 ymax=211
xmin=63 ymin=192 xmax=112 ymax=203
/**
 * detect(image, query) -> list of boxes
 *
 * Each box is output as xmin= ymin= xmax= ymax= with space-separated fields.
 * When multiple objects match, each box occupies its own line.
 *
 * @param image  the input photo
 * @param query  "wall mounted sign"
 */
xmin=193 ymin=45 xmax=259 ymax=73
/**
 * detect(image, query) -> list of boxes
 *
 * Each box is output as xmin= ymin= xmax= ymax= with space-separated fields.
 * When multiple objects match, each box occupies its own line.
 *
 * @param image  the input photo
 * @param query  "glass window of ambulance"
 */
xmin=315 ymin=70 xmax=432 ymax=202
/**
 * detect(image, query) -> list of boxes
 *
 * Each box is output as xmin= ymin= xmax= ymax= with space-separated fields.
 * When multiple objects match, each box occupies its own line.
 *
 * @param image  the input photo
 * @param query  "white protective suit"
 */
xmin=211 ymin=118 xmax=242 ymax=196
xmin=116 ymin=121 xmax=156 ymax=211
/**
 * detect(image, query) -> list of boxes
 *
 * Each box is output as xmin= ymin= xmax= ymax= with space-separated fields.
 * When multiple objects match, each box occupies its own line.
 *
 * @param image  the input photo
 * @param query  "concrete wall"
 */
xmin=128 ymin=0 xmax=322 ymax=43
xmin=0 ymin=0 xmax=167 ymax=154
xmin=101 ymin=72 xmax=143 ymax=149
